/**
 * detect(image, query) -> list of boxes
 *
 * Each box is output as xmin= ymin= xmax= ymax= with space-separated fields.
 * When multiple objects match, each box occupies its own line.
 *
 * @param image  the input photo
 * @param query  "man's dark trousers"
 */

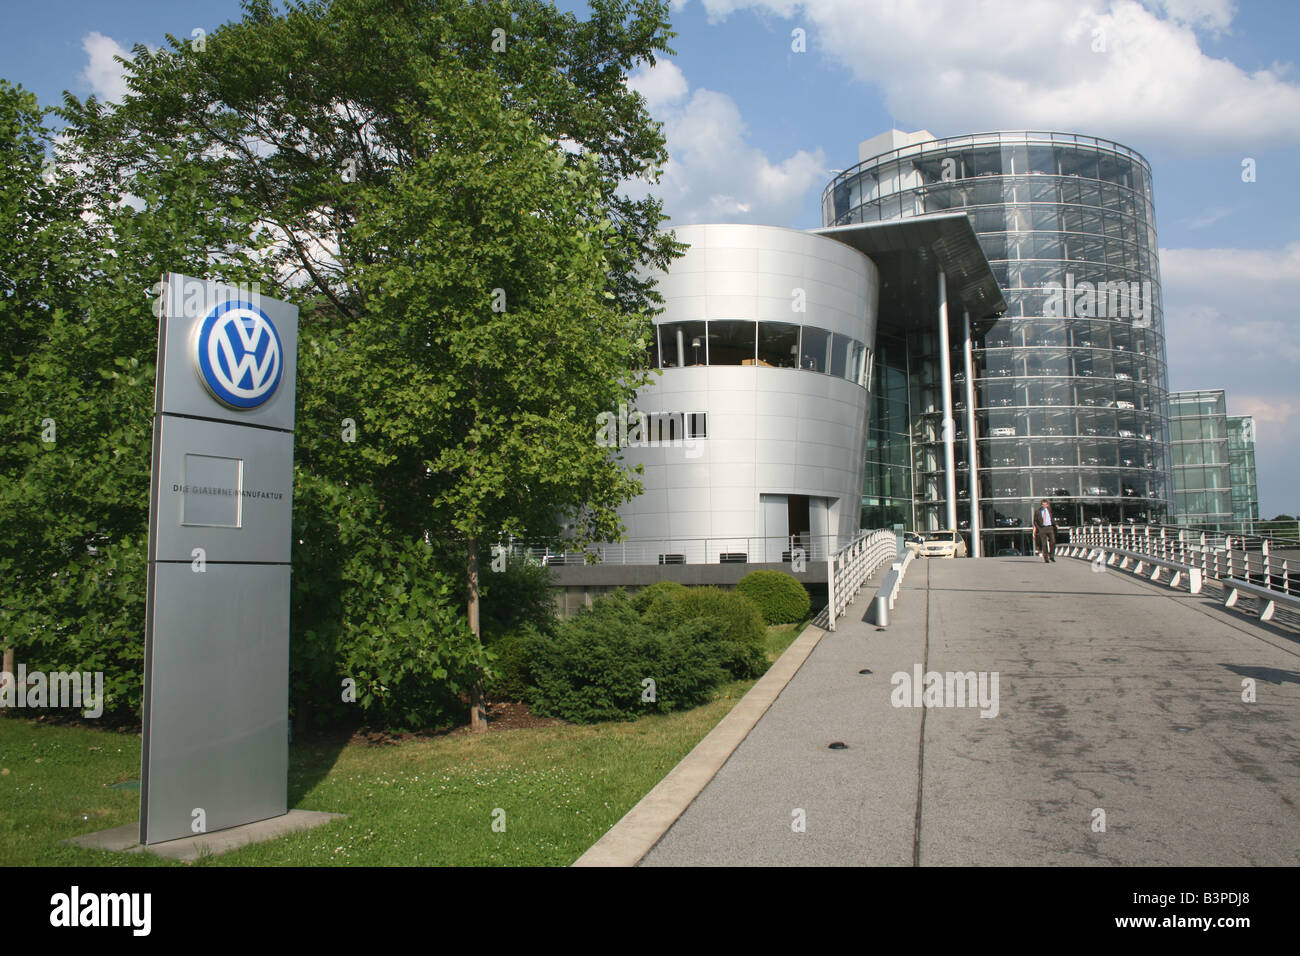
xmin=1036 ymin=526 xmax=1056 ymax=562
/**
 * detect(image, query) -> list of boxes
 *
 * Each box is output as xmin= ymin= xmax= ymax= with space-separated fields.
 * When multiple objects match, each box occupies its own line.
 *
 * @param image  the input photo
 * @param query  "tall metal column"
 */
xmin=937 ymin=272 xmax=957 ymax=531
xmin=962 ymin=309 xmax=981 ymax=557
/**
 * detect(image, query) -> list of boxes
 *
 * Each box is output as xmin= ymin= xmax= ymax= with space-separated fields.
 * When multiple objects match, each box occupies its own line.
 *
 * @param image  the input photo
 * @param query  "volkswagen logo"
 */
xmin=194 ymin=301 xmax=283 ymax=409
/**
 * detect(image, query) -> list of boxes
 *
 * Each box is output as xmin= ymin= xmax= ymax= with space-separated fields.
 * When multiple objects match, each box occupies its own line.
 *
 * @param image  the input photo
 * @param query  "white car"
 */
xmin=990 ymin=426 xmax=1016 ymax=437
xmin=920 ymin=530 xmax=969 ymax=559
xmin=1115 ymin=400 xmax=1135 ymax=409
xmin=904 ymin=532 xmax=925 ymax=554
xmin=1117 ymin=429 xmax=1137 ymax=438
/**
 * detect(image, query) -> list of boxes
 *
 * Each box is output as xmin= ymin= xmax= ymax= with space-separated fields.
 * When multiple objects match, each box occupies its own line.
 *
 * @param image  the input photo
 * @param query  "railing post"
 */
xmin=1262 ymin=539 xmax=1271 ymax=588
xmin=826 ymin=549 xmax=837 ymax=631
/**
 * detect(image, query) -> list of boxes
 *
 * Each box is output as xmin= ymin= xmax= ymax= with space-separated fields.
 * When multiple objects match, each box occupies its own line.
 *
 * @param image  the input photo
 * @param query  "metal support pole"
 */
xmin=937 ymin=272 xmax=957 ymax=531
xmin=826 ymin=550 xmax=837 ymax=632
xmin=961 ymin=309 xmax=981 ymax=556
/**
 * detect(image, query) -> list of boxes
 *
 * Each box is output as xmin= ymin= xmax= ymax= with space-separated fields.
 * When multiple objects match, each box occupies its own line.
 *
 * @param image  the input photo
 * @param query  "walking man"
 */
xmin=1033 ymin=500 xmax=1056 ymax=563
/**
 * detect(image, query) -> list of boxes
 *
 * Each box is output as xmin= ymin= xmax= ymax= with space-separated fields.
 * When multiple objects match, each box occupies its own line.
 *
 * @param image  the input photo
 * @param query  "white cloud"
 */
xmin=1230 ymin=395 xmax=1296 ymax=427
xmin=627 ymin=59 xmax=689 ymax=111
xmin=626 ymin=60 xmax=827 ymax=225
xmin=1148 ymin=0 xmax=1236 ymax=35
xmin=1183 ymin=206 xmax=1231 ymax=229
xmin=1160 ymin=242 xmax=1300 ymax=516
xmin=684 ymin=0 xmax=1300 ymax=151
xmin=80 ymin=32 xmax=131 ymax=103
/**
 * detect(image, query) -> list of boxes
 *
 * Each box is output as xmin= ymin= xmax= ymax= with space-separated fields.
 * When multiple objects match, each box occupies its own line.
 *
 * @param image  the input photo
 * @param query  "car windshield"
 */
xmin=926 ymin=532 xmax=956 ymax=542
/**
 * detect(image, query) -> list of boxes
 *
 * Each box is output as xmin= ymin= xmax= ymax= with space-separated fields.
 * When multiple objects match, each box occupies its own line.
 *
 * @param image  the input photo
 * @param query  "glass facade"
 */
xmin=656 ymin=319 xmax=869 ymax=386
xmin=1169 ymin=390 xmax=1232 ymax=524
xmin=1167 ymin=390 xmax=1259 ymax=531
xmin=861 ymin=331 xmax=914 ymax=529
xmin=1227 ymin=415 xmax=1260 ymax=530
xmin=823 ymin=130 xmax=1173 ymax=549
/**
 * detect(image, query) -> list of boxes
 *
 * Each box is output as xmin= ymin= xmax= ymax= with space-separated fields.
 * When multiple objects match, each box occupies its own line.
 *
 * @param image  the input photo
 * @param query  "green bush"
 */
xmin=642 ymin=586 xmax=767 ymax=679
xmin=480 ymin=554 xmax=556 ymax=639
xmin=483 ymin=623 xmax=540 ymax=701
xmin=526 ymin=594 xmax=729 ymax=723
xmin=736 ymin=570 xmax=811 ymax=625
xmin=629 ymin=579 xmax=689 ymax=613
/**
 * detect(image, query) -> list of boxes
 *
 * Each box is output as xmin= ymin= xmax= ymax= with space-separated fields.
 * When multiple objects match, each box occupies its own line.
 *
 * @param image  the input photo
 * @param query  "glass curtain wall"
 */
xmin=1169 ymin=390 xmax=1232 ymax=525
xmin=862 ymin=331 xmax=914 ymax=529
xmin=1227 ymin=415 xmax=1260 ymax=531
xmin=824 ymin=131 xmax=1173 ymax=552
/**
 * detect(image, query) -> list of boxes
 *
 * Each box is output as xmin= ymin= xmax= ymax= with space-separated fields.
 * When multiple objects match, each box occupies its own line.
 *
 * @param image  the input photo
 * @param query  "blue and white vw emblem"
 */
xmin=194 ymin=301 xmax=283 ymax=409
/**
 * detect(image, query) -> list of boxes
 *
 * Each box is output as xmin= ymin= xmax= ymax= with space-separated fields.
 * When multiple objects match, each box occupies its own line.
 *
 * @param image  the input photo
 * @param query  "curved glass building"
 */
xmin=616 ymin=223 xmax=878 ymax=562
xmin=603 ymin=218 xmax=1000 ymax=566
xmin=823 ymin=130 xmax=1173 ymax=551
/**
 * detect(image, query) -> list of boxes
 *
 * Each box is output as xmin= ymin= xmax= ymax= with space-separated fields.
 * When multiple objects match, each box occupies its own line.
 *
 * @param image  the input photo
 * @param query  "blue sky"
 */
xmin=4 ymin=0 xmax=1298 ymax=517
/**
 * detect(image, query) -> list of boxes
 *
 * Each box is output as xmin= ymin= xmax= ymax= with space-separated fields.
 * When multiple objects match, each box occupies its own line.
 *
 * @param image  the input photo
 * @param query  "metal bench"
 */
xmin=1222 ymin=577 xmax=1300 ymax=622
xmin=1057 ymin=543 xmax=1202 ymax=594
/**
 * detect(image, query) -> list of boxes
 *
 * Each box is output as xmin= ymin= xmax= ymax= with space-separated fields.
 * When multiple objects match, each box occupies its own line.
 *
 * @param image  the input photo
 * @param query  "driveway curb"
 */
xmin=572 ymin=618 xmax=830 ymax=867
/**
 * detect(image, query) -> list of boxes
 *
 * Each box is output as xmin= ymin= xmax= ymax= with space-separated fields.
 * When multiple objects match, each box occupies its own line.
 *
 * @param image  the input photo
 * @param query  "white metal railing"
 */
xmin=1066 ymin=524 xmax=1298 ymax=602
xmin=827 ymin=529 xmax=899 ymax=630
xmin=496 ymin=534 xmax=843 ymax=567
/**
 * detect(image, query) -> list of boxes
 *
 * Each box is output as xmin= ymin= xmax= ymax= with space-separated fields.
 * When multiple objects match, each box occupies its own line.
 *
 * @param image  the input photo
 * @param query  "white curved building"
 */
xmin=613 ymin=224 xmax=879 ymax=563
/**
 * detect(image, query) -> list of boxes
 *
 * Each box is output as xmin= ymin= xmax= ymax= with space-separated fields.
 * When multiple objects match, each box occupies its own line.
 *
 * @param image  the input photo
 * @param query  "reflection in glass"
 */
xmin=757 ymin=322 xmax=800 ymax=368
xmin=658 ymin=321 xmax=707 ymax=367
xmin=801 ymin=326 xmax=830 ymax=372
xmin=708 ymin=320 xmax=757 ymax=366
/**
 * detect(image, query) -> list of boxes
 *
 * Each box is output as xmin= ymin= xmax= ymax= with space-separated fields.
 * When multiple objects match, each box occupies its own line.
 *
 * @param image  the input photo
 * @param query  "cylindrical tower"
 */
xmin=823 ymin=131 xmax=1172 ymax=551
xmin=617 ymin=223 xmax=878 ymax=562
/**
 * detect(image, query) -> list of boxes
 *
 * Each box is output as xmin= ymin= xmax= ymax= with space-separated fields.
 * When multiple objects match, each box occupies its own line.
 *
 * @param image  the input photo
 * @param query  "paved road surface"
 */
xmin=641 ymin=555 xmax=1300 ymax=865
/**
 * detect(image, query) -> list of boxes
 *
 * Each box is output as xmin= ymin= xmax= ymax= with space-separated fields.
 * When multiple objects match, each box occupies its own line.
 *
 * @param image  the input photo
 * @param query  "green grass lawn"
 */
xmin=0 ymin=622 xmax=806 ymax=867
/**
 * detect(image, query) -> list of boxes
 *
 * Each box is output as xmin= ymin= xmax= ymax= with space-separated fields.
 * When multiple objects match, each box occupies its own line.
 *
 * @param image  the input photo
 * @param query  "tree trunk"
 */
xmin=466 ymin=537 xmax=487 ymax=733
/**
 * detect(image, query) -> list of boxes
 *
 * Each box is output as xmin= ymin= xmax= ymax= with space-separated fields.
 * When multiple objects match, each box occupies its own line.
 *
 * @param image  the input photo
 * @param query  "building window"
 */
xmin=659 ymin=321 xmax=707 ymax=367
xmin=708 ymin=319 xmax=757 ymax=365
xmin=641 ymin=411 xmax=707 ymax=443
xmin=831 ymin=333 xmax=855 ymax=379
xmin=645 ymin=411 xmax=682 ymax=443
xmin=757 ymin=322 xmax=800 ymax=368
xmin=800 ymin=326 xmax=831 ymax=372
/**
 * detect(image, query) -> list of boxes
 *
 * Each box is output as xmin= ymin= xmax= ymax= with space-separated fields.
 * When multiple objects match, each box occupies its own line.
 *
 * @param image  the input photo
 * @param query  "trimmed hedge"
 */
xmin=525 ymin=594 xmax=729 ymax=723
xmin=629 ymin=579 xmax=689 ymax=613
xmin=508 ymin=580 xmax=777 ymax=723
xmin=735 ymin=570 xmax=811 ymax=625
xmin=642 ymin=586 xmax=767 ymax=679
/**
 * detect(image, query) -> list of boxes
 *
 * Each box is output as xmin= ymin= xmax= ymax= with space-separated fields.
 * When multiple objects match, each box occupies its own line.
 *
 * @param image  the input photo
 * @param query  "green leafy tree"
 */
xmin=0 ymin=81 xmax=266 ymax=719
xmin=48 ymin=0 xmax=680 ymax=729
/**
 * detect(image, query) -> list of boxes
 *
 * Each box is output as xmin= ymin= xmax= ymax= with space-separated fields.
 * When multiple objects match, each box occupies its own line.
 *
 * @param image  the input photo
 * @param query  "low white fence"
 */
xmin=1068 ymin=524 xmax=1296 ymax=594
xmin=826 ymin=529 xmax=899 ymax=631
xmin=1065 ymin=524 xmax=1300 ymax=621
